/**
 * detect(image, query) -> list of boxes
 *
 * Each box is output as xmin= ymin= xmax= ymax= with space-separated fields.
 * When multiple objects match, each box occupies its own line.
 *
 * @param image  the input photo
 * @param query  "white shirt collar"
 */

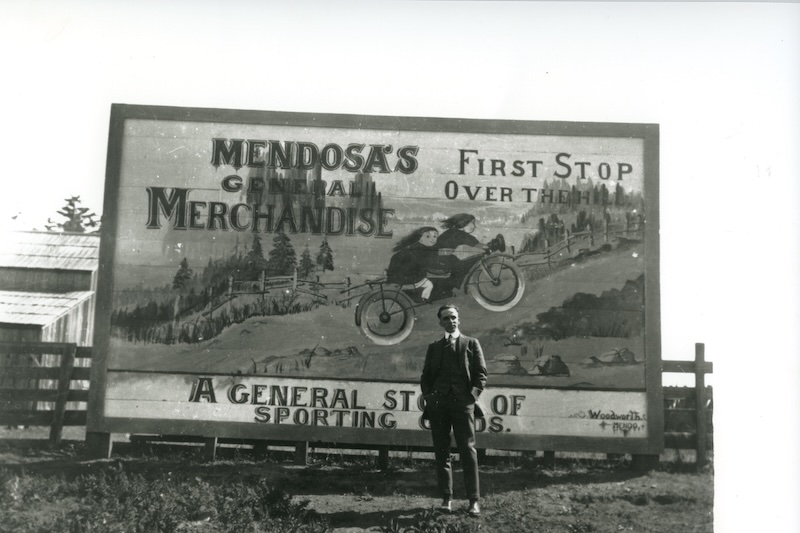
xmin=444 ymin=330 xmax=461 ymax=340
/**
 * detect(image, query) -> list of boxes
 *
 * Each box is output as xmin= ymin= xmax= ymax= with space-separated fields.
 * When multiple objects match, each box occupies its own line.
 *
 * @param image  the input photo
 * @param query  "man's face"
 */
xmin=438 ymin=307 xmax=460 ymax=333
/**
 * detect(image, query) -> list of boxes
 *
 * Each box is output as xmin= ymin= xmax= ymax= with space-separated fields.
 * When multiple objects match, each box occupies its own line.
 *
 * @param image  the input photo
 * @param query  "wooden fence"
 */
xmin=0 ymin=342 xmax=92 ymax=445
xmin=1 ymin=341 xmax=712 ymax=466
xmin=662 ymin=343 xmax=713 ymax=468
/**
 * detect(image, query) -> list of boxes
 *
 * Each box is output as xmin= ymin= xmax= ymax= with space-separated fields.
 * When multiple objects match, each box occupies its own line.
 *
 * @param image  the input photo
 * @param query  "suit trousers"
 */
xmin=427 ymin=392 xmax=480 ymax=501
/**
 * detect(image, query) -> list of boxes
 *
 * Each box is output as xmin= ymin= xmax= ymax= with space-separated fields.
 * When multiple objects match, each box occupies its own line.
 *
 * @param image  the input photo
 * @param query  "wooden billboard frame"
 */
xmin=87 ymin=104 xmax=662 ymax=457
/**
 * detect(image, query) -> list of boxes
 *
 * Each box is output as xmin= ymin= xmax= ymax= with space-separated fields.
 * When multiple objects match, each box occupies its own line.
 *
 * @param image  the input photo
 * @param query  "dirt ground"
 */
xmin=0 ymin=428 xmax=713 ymax=533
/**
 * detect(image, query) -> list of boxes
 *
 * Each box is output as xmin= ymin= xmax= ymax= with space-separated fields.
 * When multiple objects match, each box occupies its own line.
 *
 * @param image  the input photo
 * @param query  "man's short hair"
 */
xmin=437 ymin=303 xmax=459 ymax=319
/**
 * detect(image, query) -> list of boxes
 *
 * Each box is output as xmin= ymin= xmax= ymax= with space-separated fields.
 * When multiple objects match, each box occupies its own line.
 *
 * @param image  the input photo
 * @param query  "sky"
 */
xmin=1 ymin=1 xmax=798 ymax=530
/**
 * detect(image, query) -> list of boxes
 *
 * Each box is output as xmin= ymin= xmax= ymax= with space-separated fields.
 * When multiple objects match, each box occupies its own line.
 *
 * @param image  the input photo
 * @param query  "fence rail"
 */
xmin=1 ymin=341 xmax=712 ymax=467
xmin=662 ymin=343 xmax=713 ymax=467
xmin=0 ymin=342 xmax=91 ymax=445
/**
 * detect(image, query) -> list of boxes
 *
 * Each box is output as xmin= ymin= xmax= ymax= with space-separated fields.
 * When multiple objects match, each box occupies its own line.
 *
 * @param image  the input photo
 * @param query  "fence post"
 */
xmin=253 ymin=441 xmax=269 ymax=460
xmin=203 ymin=437 xmax=218 ymax=462
xmin=695 ymin=343 xmax=708 ymax=468
xmin=50 ymin=343 xmax=77 ymax=446
xmin=564 ymin=228 xmax=571 ymax=254
xmin=378 ymin=446 xmax=390 ymax=470
xmin=85 ymin=432 xmax=113 ymax=459
xmin=295 ymin=441 xmax=308 ymax=465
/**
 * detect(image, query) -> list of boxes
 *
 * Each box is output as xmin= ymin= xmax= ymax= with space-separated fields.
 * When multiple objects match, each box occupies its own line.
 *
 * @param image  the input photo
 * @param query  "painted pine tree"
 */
xmin=267 ymin=230 xmax=297 ymax=276
xmin=298 ymin=244 xmax=316 ymax=279
xmin=172 ymin=258 xmax=193 ymax=290
xmin=316 ymin=236 xmax=334 ymax=273
xmin=246 ymin=234 xmax=268 ymax=279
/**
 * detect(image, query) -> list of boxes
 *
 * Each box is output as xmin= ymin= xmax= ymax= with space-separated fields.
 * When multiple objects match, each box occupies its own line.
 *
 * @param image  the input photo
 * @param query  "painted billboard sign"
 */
xmin=89 ymin=105 xmax=662 ymax=454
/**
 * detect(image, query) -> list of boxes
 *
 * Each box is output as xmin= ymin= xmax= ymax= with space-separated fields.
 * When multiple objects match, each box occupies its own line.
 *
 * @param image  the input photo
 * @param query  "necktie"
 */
xmin=448 ymin=335 xmax=455 ymax=348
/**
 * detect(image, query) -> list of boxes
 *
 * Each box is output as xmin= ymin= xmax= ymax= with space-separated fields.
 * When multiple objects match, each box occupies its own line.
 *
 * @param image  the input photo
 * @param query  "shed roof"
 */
xmin=0 ymin=290 xmax=95 ymax=326
xmin=0 ymin=231 xmax=99 ymax=271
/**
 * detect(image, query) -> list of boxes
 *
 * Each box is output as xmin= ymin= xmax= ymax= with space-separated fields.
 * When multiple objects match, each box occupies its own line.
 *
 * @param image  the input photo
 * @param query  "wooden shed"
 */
xmin=0 ymin=231 xmax=98 ymax=342
xmin=0 ymin=231 xmax=99 ymax=410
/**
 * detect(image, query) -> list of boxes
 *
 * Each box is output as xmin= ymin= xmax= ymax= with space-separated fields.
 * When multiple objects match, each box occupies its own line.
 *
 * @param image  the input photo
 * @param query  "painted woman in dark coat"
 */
xmin=386 ymin=227 xmax=440 ymax=302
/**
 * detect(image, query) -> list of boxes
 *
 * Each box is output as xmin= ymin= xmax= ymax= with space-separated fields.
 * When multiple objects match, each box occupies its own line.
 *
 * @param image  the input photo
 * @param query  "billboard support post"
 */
xmin=86 ymin=431 xmax=112 ymax=459
xmin=295 ymin=442 xmax=309 ymax=465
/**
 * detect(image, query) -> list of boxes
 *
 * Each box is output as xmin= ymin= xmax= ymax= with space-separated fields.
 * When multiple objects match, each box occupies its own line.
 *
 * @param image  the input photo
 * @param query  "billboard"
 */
xmin=89 ymin=105 xmax=661 ymax=454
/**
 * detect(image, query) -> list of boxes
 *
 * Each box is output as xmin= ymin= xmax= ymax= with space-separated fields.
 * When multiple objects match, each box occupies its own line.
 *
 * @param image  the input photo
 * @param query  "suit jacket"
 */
xmin=420 ymin=334 xmax=488 ymax=419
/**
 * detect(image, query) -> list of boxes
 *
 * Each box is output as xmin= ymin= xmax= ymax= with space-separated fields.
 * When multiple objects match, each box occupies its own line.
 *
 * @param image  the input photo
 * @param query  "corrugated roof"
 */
xmin=0 ymin=231 xmax=99 ymax=271
xmin=0 ymin=290 xmax=95 ymax=326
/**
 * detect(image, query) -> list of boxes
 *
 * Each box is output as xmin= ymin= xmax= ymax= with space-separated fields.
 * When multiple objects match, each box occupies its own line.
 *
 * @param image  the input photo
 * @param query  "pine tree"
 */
xmin=316 ymin=236 xmax=334 ymax=272
xmin=45 ymin=196 xmax=100 ymax=233
xmin=298 ymin=245 xmax=316 ymax=279
xmin=172 ymin=258 xmax=193 ymax=290
xmin=267 ymin=230 xmax=297 ymax=276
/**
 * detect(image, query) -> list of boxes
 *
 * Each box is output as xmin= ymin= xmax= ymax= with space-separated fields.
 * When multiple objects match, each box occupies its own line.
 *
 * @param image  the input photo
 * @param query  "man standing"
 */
xmin=421 ymin=304 xmax=488 ymax=517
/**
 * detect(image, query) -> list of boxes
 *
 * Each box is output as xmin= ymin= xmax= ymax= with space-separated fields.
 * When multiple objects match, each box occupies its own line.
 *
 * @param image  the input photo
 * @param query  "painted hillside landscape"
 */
xmin=102 ymin=114 xmax=654 ymax=391
xmin=109 ymin=167 xmax=648 ymax=390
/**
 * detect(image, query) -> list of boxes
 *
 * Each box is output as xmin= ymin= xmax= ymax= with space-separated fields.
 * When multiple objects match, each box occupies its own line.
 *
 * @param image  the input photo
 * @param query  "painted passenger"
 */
xmin=386 ymin=227 xmax=440 ymax=303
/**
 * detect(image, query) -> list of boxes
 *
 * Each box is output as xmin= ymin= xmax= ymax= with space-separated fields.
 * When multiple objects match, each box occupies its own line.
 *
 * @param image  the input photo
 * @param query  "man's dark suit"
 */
xmin=420 ymin=334 xmax=488 ymax=502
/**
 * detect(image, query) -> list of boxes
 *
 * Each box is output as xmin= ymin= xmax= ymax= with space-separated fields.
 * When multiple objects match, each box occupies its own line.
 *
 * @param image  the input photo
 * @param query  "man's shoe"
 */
xmin=439 ymin=498 xmax=452 ymax=513
xmin=467 ymin=500 xmax=481 ymax=517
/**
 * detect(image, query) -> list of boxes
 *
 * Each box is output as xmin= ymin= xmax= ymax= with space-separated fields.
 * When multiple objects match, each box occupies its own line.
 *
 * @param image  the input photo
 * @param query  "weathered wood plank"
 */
xmin=75 ymin=347 xmax=93 ymax=359
xmin=631 ymin=454 xmax=659 ymax=471
xmin=694 ymin=343 xmax=708 ymax=468
xmin=378 ymin=446 xmax=390 ymax=470
xmin=51 ymin=344 xmax=77 ymax=445
xmin=0 ymin=389 xmax=89 ymax=402
xmin=294 ymin=442 xmax=309 ymax=465
xmin=662 ymin=360 xmax=713 ymax=374
xmin=663 ymin=386 xmax=713 ymax=400
xmin=0 ymin=367 xmax=92 ymax=380
xmin=664 ymin=409 xmax=713 ymax=431
xmin=0 ymin=342 xmax=78 ymax=356
xmin=203 ymin=437 xmax=218 ymax=462
xmin=0 ymin=411 xmax=87 ymax=426
xmin=2 ymin=367 xmax=62 ymax=380
xmin=85 ymin=431 xmax=113 ymax=459
xmin=664 ymin=432 xmax=714 ymax=450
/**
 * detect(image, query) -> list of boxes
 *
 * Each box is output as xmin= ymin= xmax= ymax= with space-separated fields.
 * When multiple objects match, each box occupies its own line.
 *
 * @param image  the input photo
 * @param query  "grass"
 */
xmin=0 ymin=461 xmax=329 ymax=533
xmin=0 ymin=433 xmax=713 ymax=533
